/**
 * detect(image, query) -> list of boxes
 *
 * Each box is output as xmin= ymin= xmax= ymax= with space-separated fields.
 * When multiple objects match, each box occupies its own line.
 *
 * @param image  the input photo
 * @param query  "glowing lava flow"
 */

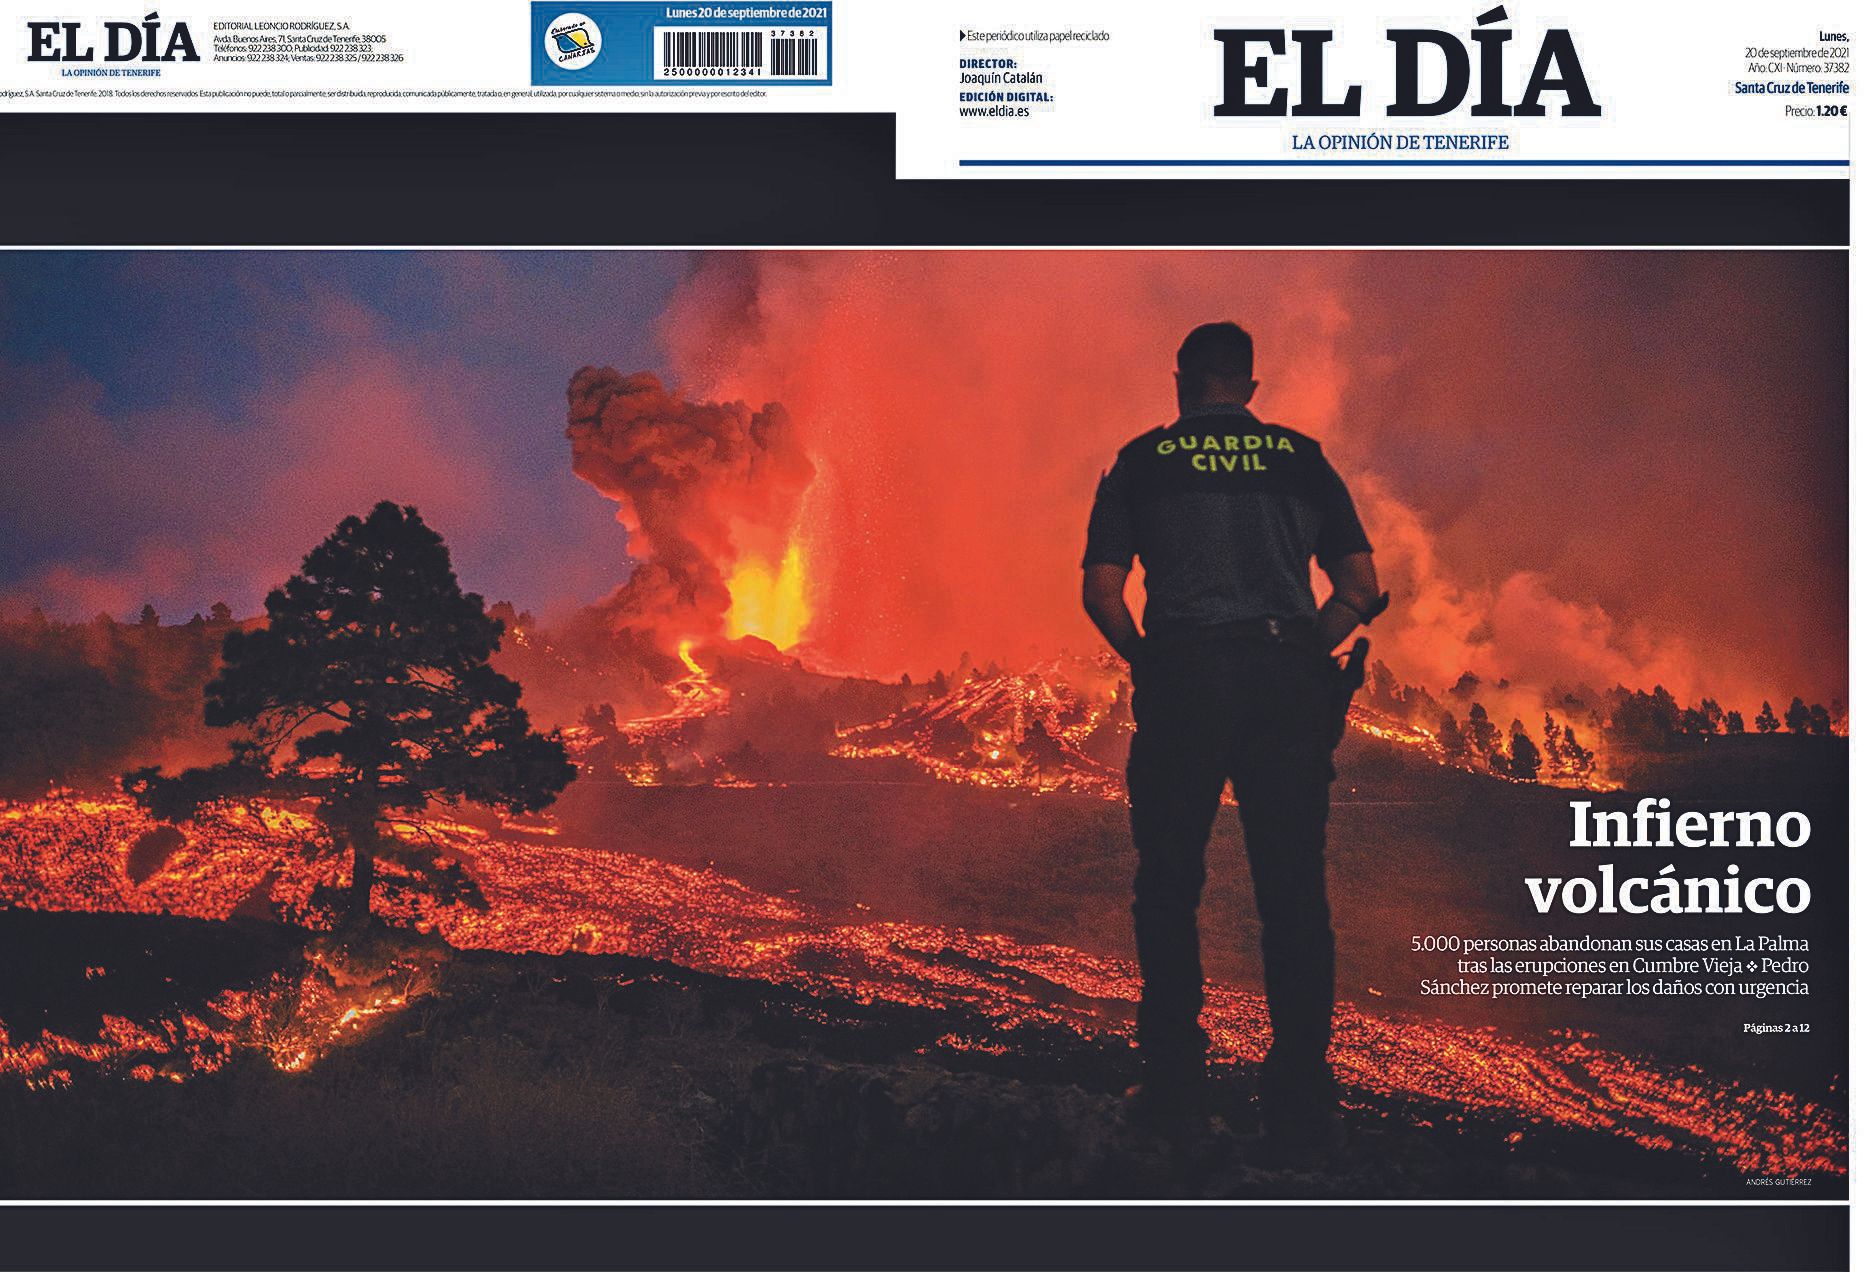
xmin=616 ymin=640 xmax=730 ymax=744
xmin=571 ymin=652 xmax=1610 ymax=798
xmin=831 ymin=664 xmax=1607 ymax=800
xmin=0 ymin=796 xmax=1839 ymax=1178
xmin=834 ymin=662 xmax=1128 ymax=798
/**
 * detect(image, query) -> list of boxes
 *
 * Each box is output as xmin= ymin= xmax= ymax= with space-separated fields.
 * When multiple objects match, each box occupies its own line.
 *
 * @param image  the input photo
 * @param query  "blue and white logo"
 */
xmin=544 ymin=12 xmax=601 ymax=69
xmin=531 ymin=2 xmax=832 ymax=87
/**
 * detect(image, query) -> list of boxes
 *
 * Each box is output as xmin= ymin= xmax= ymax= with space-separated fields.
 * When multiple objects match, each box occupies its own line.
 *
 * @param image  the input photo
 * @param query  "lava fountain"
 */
xmin=724 ymin=543 xmax=810 ymax=649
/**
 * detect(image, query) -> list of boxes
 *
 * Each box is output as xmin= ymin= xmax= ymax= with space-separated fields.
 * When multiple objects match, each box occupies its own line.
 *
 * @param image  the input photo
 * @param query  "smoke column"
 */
xmin=566 ymin=368 xmax=814 ymax=646
xmin=651 ymin=252 xmax=1845 ymax=712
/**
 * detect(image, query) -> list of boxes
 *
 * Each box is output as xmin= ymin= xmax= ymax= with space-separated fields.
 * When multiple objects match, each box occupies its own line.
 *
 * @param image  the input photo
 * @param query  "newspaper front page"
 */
xmin=0 ymin=4 xmax=1853 ymax=1270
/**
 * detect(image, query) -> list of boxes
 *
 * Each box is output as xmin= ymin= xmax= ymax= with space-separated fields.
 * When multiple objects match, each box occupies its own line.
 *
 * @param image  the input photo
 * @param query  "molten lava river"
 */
xmin=0 ymin=796 xmax=1842 ymax=1180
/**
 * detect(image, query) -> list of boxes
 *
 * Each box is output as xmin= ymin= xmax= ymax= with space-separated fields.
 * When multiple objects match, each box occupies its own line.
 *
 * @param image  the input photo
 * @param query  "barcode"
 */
xmin=661 ymin=29 xmax=764 ymax=69
xmin=770 ymin=36 xmax=818 ymax=77
xmin=652 ymin=25 xmax=828 ymax=80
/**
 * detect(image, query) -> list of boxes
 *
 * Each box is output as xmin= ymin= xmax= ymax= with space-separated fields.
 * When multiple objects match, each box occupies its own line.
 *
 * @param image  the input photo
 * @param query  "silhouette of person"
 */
xmin=1082 ymin=322 xmax=1382 ymax=1159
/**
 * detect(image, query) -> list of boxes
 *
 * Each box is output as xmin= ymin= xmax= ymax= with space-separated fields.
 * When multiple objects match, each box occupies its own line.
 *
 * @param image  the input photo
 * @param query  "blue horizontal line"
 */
xmin=959 ymin=158 xmax=1848 ymax=167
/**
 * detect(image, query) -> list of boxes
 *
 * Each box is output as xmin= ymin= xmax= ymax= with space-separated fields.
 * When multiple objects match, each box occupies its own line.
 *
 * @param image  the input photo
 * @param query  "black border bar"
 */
xmin=0 ymin=1203 xmax=1848 ymax=1271
xmin=0 ymin=113 xmax=1845 ymax=246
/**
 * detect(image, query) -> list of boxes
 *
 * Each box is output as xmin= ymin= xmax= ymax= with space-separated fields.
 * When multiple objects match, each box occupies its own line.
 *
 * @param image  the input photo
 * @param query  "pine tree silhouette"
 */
xmin=127 ymin=502 xmax=574 ymax=925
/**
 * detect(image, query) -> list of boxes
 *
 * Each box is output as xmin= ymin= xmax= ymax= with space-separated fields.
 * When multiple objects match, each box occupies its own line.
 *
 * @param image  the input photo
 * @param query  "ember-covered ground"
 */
xmin=0 ymin=907 xmax=1837 ymax=1200
xmin=0 ymin=724 xmax=1846 ymax=1199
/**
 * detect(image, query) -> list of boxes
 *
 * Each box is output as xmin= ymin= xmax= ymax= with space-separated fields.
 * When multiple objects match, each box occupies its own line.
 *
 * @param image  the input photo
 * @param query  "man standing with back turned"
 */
xmin=1082 ymin=322 xmax=1383 ymax=1162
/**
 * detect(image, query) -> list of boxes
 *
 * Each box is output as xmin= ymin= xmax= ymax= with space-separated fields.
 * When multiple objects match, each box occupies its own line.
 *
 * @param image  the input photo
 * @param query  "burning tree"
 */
xmin=1435 ymin=711 xmax=1466 ymax=759
xmin=1542 ymin=713 xmax=1563 ymax=772
xmin=1559 ymin=724 xmax=1596 ymax=782
xmin=1466 ymin=702 xmax=1504 ymax=769
xmin=1507 ymin=721 xmax=1543 ymax=781
xmin=126 ymin=502 xmax=575 ymax=926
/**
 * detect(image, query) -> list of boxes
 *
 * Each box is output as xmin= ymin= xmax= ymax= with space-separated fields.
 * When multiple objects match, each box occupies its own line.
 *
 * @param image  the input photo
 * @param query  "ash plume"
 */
xmin=654 ymin=252 xmax=1846 ymax=713
xmin=566 ymin=368 xmax=814 ymax=645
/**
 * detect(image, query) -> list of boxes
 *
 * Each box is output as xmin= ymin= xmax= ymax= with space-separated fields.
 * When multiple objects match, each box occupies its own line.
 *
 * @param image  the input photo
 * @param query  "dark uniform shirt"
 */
xmin=1082 ymin=403 xmax=1372 ymax=635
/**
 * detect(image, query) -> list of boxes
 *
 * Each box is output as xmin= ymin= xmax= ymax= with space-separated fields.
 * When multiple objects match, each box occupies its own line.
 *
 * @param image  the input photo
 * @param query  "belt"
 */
xmin=1146 ymin=615 xmax=1317 ymax=646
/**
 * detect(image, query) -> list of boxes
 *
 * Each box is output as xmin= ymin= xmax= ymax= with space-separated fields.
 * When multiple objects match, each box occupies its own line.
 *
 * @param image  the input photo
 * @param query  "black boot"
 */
xmin=1123 ymin=1050 xmax=1208 ymax=1127
xmin=1252 ymin=1067 xmax=1346 ymax=1169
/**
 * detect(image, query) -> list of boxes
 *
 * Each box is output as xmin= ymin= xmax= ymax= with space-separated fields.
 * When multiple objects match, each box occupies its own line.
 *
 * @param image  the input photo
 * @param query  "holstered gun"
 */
xmin=1324 ymin=589 xmax=1389 ymax=753
xmin=1327 ymin=636 xmax=1371 ymax=752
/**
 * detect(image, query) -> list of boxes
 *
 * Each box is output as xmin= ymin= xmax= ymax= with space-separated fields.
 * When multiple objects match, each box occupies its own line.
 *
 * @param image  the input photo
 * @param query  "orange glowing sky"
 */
xmin=661 ymin=252 xmax=1845 ymax=710
xmin=0 ymin=252 xmax=1843 ymax=713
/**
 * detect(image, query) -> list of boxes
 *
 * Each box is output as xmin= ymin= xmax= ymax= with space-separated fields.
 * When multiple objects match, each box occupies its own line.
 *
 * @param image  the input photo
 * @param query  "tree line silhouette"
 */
xmin=1363 ymin=664 xmax=1841 ymax=785
xmin=0 ymin=601 xmax=238 ymax=797
xmin=0 ymin=535 xmax=1847 ymax=816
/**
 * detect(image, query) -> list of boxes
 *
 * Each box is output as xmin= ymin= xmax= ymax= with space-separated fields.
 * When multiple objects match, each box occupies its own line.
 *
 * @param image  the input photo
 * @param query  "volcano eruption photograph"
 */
xmin=0 ymin=250 xmax=1846 ymax=1201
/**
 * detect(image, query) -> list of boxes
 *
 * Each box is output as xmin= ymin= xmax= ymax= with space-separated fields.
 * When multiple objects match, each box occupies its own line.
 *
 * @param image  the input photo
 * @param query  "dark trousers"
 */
xmin=1126 ymin=631 xmax=1337 ymax=1105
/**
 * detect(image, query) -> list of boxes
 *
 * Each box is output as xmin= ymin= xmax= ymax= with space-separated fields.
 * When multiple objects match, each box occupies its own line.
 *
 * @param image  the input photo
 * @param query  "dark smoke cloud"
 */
xmin=566 ymin=369 xmax=813 ymax=644
xmin=655 ymin=252 xmax=1846 ymax=711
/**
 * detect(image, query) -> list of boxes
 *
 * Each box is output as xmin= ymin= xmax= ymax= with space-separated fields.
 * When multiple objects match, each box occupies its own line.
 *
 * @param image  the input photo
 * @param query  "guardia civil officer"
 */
xmin=1082 ymin=322 xmax=1383 ymax=1162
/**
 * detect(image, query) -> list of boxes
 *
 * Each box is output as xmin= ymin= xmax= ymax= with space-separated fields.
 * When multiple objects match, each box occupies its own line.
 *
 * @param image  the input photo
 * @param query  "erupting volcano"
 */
xmin=566 ymin=368 xmax=815 ymax=653
xmin=0 ymin=251 xmax=1846 ymax=1201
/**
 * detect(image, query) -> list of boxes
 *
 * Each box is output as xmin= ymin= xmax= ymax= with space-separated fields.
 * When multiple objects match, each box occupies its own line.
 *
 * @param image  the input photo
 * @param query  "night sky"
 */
xmin=0 ymin=250 xmax=1847 ymax=709
xmin=0 ymin=252 xmax=690 ymax=623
